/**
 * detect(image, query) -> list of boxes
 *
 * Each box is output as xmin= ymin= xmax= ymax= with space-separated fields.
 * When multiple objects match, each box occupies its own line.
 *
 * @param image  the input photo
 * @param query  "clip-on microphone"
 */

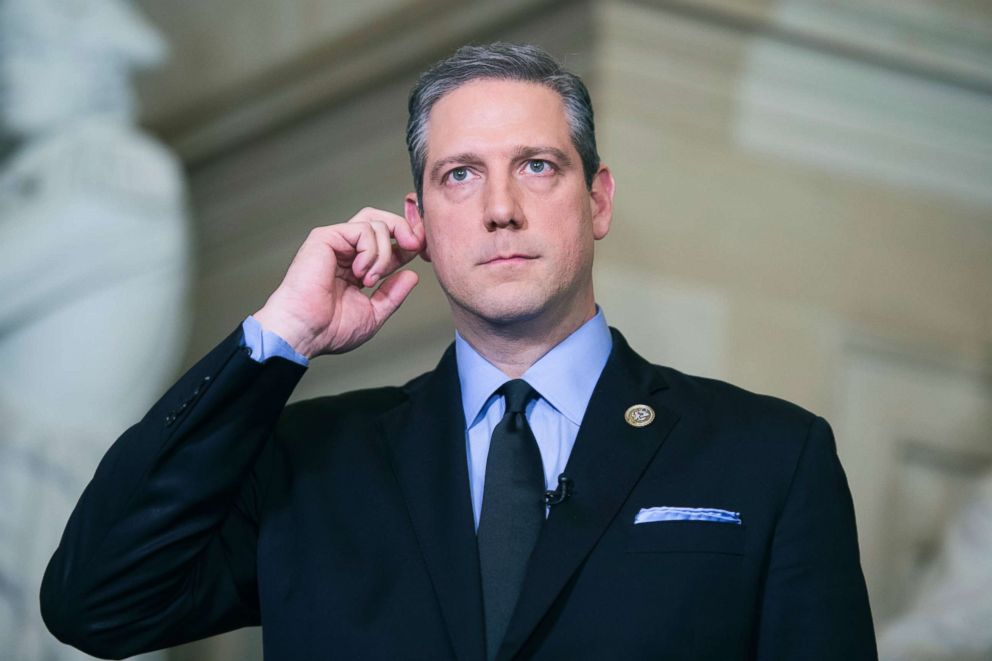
xmin=544 ymin=474 xmax=574 ymax=507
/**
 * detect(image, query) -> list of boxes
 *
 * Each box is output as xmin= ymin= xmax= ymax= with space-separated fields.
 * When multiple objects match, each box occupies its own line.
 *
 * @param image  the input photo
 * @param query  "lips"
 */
xmin=481 ymin=253 xmax=537 ymax=265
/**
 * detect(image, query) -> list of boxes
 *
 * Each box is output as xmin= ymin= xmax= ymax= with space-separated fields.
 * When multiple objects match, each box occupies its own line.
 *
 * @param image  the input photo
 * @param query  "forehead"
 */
xmin=424 ymin=79 xmax=572 ymax=159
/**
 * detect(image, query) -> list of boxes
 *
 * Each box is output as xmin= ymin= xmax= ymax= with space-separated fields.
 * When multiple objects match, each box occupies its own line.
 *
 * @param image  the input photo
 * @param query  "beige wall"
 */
xmin=596 ymin=0 xmax=992 ymax=397
xmin=134 ymin=1 xmax=992 ymax=658
xmin=592 ymin=2 xmax=992 ymax=625
xmin=134 ymin=0 xmax=410 ymax=125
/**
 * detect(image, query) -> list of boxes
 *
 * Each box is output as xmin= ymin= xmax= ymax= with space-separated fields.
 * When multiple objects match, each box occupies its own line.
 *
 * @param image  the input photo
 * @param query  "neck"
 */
xmin=453 ymin=295 xmax=597 ymax=378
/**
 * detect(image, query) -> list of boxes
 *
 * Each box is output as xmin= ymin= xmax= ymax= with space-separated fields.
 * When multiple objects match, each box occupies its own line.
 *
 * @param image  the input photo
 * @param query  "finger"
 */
xmin=351 ymin=207 xmax=423 ymax=253
xmin=336 ymin=210 xmax=423 ymax=280
xmin=369 ymin=269 xmax=419 ymax=326
xmin=359 ymin=227 xmax=422 ymax=282
xmin=346 ymin=224 xmax=378 ymax=280
xmin=309 ymin=223 xmax=371 ymax=268
xmin=364 ymin=220 xmax=393 ymax=287
xmin=364 ymin=239 xmax=424 ymax=286
xmin=316 ymin=222 xmax=412 ymax=289
xmin=398 ymin=241 xmax=423 ymax=265
xmin=389 ymin=214 xmax=423 ymax=253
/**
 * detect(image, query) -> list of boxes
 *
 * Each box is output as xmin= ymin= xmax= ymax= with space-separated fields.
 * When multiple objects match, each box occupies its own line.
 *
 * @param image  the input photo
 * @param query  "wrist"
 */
xmin=252 ymin=306 xmax=319 ymax=359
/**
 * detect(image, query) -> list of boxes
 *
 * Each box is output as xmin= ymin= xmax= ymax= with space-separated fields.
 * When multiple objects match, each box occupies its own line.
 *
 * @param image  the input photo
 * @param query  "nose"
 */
xmin=483 ymin=173 xmax=524 ymax=231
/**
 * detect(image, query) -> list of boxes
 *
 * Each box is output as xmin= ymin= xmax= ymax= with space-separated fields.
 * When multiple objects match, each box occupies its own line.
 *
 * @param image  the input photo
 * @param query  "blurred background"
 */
xmin=1 ymin=0 xmax=990 ymax=659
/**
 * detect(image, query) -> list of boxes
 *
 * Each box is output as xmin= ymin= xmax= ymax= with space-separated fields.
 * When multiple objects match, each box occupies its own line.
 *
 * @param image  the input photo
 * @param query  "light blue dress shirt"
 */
xmin=455 ymin=309 xmax=613 ymax=528
xmin=242 ymin=309 xmax=613 ymax=529
xmin=241 ymin=315 xmax=310 ymax=366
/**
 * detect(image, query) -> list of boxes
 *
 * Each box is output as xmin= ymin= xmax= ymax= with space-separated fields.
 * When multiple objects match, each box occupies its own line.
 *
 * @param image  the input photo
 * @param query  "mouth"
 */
xmin=481 ymin=253 xmax=538 ymax=266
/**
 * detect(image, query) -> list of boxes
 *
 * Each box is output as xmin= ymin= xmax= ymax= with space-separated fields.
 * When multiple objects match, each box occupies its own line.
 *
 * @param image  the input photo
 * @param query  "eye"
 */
xmin=523 ymin=159 xmax=553 ymax=175
xmin=444 ymin=166 xmax=477 ymax=185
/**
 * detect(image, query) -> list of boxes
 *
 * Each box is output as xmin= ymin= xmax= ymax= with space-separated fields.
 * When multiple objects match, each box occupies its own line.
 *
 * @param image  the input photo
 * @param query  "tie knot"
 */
xmin=500 ymin=379 xmax=536 ymax=414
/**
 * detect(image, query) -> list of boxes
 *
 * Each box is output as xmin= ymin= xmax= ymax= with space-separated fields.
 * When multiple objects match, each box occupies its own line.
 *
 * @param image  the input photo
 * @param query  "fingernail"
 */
xmin=367 ymin=273 xmax=379 ymax=285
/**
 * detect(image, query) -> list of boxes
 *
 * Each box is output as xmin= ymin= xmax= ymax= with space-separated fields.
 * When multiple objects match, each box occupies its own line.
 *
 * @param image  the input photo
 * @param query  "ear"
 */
xmin=404 ymin=192 xmax=432 ymax=262
xmin=589 ymin=166 xmax=615 ymax=241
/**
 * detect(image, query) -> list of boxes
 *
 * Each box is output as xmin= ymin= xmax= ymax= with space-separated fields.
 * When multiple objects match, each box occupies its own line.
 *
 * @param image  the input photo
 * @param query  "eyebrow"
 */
xmin=427 ymin=146 xmax=575 ymax=183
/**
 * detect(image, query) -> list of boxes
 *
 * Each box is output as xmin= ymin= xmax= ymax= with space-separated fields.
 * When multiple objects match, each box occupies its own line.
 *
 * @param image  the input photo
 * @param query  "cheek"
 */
xmin=425 ymin=220 xmax=461 ymax=262
xmin=423 ymin=222 xmax=467 ymax=284
xmin=423 ymin=195 xmax=477 ymax=243
xmin=559 ymin=228 xmax=597 ymax=282
xmin=560 ymin=242 xmax=590 ymax=277
xmin=545 ymin=207 xmax=595 ymax=256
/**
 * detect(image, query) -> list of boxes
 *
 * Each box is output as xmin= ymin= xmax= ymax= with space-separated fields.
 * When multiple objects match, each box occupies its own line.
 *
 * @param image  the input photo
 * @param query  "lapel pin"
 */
xmin=625 ymin=404 xmax=655 ymax=428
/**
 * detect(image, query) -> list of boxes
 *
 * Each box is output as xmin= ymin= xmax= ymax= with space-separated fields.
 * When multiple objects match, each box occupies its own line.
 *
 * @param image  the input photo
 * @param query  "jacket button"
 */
xmin=165 ymin=413 xmax=176 ymax=427
xmin=240 ymin=345 xmax=252 ymax=357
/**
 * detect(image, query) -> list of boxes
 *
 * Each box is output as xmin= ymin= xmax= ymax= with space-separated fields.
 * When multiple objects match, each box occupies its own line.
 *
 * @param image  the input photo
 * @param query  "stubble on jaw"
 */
xmin=438 ymin=263 xmax=599 ymax=376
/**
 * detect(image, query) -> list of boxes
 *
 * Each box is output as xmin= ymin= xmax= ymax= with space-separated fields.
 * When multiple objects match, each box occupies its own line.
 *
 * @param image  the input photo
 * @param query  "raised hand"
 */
xmin=252 ymin=207 xmax=424 ymax=358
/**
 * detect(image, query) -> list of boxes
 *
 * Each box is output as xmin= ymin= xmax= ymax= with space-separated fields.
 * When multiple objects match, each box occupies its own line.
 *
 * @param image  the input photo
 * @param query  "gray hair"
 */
xmin=406 ymin=42 xmax=600 ymax=210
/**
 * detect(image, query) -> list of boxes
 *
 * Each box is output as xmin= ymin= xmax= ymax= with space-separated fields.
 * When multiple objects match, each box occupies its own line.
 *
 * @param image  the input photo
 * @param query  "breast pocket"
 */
xmin=625 ymin=520 xmax=745 ymax=555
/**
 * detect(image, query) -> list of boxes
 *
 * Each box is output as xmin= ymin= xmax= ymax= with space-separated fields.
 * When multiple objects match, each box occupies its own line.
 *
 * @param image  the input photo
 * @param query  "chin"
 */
xmin=457 ymin=287 xmax=560 ymax=328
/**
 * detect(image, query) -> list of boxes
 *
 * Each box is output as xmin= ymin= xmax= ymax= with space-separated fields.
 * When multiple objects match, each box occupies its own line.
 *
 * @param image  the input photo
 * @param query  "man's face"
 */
xmin=405 ymin=79 xmax=614 ymax=332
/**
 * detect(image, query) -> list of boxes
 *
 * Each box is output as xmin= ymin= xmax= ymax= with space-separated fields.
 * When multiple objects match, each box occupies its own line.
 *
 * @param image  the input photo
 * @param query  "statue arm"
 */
xmin=0 ymin=194 xmax=186 ymax=334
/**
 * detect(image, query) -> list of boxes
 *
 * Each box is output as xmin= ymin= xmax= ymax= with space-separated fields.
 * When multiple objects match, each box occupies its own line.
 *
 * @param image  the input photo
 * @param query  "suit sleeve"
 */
xmin=755 ymin=416 xmax=878 ymax=660
xmin=40 ymin=327 xmax=307 ymax=659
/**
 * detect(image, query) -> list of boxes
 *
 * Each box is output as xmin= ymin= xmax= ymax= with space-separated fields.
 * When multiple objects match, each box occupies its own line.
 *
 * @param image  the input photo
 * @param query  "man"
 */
xmin=42 ymin=43 xmax=877 ymax=660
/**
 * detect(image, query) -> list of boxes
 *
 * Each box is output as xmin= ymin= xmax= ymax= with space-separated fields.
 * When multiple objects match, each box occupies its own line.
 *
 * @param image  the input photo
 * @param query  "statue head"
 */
xmin=0 ymin=0 xmax=166 ymax=136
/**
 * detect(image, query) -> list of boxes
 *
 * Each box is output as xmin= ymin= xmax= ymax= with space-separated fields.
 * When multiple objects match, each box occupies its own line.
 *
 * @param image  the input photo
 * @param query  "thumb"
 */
xmin=369 ymin=269 xmax=419 ymax=326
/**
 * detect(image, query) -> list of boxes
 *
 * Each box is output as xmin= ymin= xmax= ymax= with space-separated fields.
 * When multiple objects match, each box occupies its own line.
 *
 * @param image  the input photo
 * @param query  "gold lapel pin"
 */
xmin=625 ymin=404 xmax=655 ymax=428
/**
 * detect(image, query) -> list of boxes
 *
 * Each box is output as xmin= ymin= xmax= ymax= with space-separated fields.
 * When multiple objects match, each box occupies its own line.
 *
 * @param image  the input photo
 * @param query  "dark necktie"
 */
xmin=477 ymin=379 xmax=546 ymax=661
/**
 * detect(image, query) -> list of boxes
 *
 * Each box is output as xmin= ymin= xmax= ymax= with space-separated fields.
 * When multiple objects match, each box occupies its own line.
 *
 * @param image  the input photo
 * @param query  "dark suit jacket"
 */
xmin=41 ymin=326 xmax=876 ymax=660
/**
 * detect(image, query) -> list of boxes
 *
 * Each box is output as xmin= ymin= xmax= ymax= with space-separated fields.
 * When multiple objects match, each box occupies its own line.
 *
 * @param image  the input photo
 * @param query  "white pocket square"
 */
xmin=634 ymin=506 xmax=741 ymax=525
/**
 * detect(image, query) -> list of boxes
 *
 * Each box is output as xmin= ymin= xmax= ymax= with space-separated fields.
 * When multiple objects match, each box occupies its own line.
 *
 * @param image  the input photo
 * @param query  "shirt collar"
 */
xmin=455 ymin=307 xmax=613 ymax=428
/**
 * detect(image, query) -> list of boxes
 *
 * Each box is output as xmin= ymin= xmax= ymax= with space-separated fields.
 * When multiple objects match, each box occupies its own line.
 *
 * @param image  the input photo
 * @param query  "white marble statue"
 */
xmin=0 ymin=0 xmax=190 ymax=658
xmin=878 ymin=471 xmax=992 ymax=661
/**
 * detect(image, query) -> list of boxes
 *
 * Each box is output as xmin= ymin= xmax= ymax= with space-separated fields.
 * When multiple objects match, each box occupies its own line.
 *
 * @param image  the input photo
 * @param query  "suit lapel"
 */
xmin=498 ymin=330 xmax=681 ymax=660
xmin=379 ymin=345 xmax=486 ymax=661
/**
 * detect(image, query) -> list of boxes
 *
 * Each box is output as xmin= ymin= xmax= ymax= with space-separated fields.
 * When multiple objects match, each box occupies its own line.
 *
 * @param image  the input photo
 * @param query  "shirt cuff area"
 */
xmin=240 ymin=315 xmax=310 ymax=367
